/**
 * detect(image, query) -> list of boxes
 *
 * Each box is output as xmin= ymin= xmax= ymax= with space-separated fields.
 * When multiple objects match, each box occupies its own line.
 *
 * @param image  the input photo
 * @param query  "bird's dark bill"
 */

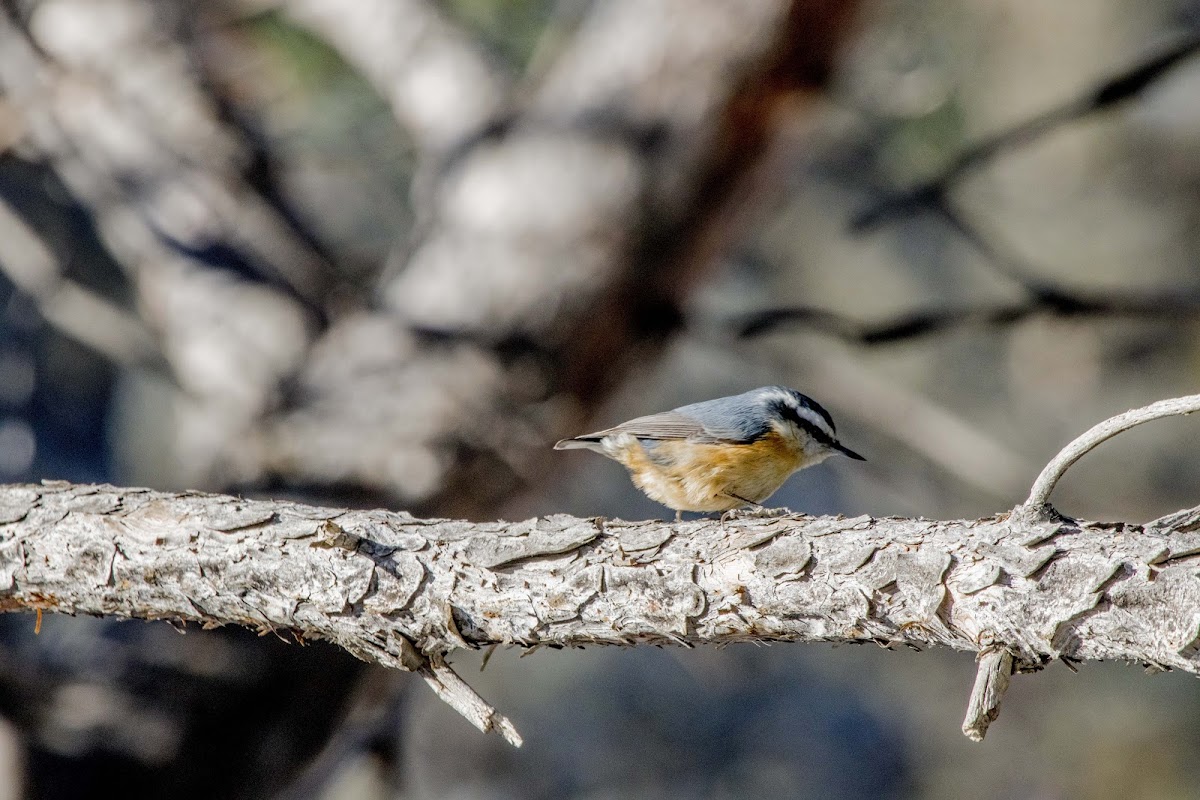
xmin=835 ymin=442 xmax=866 ymax=461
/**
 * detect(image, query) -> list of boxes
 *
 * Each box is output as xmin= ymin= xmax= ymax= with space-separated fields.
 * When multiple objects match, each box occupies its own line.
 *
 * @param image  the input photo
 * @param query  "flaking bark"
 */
xmin=4 ymin=480 xmax=1200 ymax=744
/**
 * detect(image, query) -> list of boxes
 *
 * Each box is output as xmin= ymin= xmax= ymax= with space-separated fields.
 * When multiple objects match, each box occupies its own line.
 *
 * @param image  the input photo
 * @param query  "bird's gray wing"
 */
xmin=577 ymin=410 xmax=747 ymax=443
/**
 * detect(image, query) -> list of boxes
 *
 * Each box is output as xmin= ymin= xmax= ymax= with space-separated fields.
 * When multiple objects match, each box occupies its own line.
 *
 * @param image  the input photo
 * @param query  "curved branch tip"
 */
xmin=1020 ymin=394 xmax=1200 ymax=518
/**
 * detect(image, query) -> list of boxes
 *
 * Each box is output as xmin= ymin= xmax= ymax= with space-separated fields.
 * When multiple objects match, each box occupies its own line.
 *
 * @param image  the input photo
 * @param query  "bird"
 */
xmin=554 ymin=386 xmax=865 ymax=520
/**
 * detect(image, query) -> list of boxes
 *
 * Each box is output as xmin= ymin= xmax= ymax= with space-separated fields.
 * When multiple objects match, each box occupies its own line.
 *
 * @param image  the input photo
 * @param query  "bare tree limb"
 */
xmin=4 ymin=393 xmax=1200 ymax=746
xmin=0 ymin=396 xmax=1183 ymax=746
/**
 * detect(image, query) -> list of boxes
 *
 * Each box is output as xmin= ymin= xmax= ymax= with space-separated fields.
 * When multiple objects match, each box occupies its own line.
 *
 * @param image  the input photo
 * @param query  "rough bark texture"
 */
xmin=5 ymin=481 xmax=1199 ymax=676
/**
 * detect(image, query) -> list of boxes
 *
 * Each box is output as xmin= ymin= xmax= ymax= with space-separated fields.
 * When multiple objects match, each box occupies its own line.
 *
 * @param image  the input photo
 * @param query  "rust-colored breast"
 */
xmin=606 ymin=430 xmax=808 ymax=512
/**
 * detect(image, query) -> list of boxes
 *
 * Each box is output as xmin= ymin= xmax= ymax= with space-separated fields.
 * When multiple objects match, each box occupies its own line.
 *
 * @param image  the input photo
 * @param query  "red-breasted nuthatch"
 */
xmin=555 ymin=386 xmax=865 ymax=519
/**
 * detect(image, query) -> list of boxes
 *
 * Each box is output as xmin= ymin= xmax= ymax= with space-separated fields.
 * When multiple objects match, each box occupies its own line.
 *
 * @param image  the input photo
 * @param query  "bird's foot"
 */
xmin=724 ymin=506 xmax=787 ymax=521
xmin=717 ymin=494 xmax=789 ymax=522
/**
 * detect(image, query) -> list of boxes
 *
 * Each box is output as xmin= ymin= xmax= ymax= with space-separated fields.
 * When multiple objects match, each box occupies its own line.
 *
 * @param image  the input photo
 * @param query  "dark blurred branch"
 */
xmin=744 ymin=34 xmax=1200 ymax=346
xmin=0 ymin=164 xmax=173 ymax=377
xmin=852 ymin=32 xmax=1200 ymax=232
xmin=736 ymin=286 xmax=1200 ymax=342
xmin=743 ymin=181 xmax=1200 ymax=342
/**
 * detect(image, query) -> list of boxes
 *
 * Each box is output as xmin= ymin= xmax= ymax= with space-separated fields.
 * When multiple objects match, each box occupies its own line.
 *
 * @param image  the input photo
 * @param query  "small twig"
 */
xmin=420 ymin=653 xmax=523 ymax=747
xmin=480 ymin=642 xmax=498 ymax=672
xmin=962 ymin=647 xmax=1013 ymax=742
xmin=1022 ymin=394 xmax=1200 ymax=518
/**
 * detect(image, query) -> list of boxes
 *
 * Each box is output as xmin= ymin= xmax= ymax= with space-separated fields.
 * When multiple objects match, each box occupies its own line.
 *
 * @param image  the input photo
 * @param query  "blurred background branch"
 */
xmin=735 ymin=281 xmax=1200 ymax=344
xmin=278 ymin=0 xmax=512 ymax=155
xmin=850 ymin=31 xmax=1200 ymax=232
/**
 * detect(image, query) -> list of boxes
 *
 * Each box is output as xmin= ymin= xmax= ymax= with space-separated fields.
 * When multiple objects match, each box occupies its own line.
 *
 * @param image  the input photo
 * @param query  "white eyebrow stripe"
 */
xmin=794 ymin=405 xmax=834 ymax=438
xmin=756 ymin=386 xmax=838 ymax=439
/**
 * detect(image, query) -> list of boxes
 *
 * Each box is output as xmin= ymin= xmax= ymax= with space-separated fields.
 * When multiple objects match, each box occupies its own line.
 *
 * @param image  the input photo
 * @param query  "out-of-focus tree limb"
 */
xmin=736 ymin=33 xmax=1200 ymax=347
xmin=0 ymin=1 xmax=331 ymax=491
xmin=739 ymin=174 xmax=1200 ymax=344
xmin=277 ymin=0 xmax=511 ymax=154
xmin=851 ymin=31 xmax=1200 ymax=231
xmin=0 ymin=2 xmax=338 ymax=304
xmin=734 ymin=285 xmax=1200 ymax=342
xmin=0 ymin=196 xmax=168 ymax=373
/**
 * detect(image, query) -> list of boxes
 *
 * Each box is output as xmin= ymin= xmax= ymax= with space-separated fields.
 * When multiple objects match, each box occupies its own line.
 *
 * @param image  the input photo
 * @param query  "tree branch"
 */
xmin=0 ymin=196 xmax=171 ymax=376
xmin=735 ymin=188 xmax=1200 ymax=343
xmin=735 ymin=286 xmax=1200 ymax=342
xmin=4 ymin=434 xmax=1200 ymax=745
xmin=961 ymin=646 xmax=1013 ymax=742
xmin=733 ymin=36 xmax=1200 ymax=351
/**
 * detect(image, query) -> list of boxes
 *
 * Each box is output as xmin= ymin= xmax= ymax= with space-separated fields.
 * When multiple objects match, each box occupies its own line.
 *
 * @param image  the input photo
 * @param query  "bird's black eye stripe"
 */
xmin=772 ymin=401 xmax=836 ymax=447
